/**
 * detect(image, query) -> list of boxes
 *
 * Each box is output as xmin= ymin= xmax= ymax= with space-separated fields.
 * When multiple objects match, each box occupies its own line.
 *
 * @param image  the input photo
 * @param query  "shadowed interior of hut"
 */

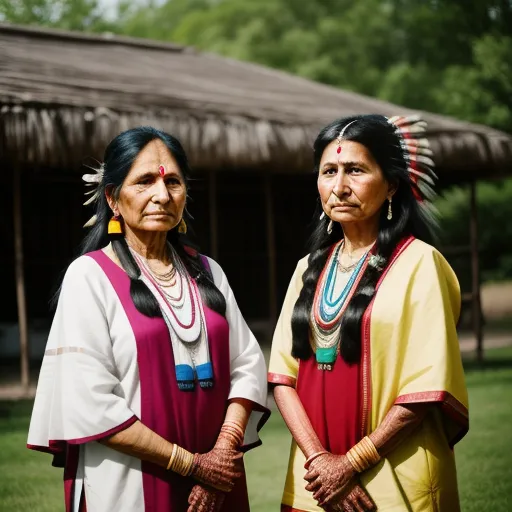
xmin=1 ymin=163 xmax=319 ymax=372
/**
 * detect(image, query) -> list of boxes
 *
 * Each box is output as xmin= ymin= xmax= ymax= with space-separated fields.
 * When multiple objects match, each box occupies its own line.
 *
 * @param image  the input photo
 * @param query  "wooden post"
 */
xmin=264 ymin=174 xmax=277 ymax=328
xmin=13 ymin=161 xmax=30 ymax=392
xmin=208 ymin=170 xmax=219 ymax=260
xmin=469 ymin=180 xmax=483 ymax=363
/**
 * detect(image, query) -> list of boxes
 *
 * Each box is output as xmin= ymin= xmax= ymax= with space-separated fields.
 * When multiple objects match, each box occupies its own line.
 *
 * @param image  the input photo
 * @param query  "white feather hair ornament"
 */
xmin=82 ymin=159 xmax=105 ymax=227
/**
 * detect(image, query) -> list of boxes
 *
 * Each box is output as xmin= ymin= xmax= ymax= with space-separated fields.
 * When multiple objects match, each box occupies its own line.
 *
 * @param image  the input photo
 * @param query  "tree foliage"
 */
xmin=1 ymin=0 xmax=511 ymax=281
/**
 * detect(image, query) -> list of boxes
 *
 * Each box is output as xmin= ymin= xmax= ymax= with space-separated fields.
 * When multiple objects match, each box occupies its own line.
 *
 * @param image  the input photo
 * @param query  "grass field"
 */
xmin=1 ymin=347 xmax=511 ymax=511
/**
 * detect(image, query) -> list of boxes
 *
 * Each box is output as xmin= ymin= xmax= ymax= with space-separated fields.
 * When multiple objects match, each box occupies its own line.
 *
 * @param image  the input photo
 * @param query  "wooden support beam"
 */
xmin=264 ymin=174 xmax=277 ymax=329
xmin=469 ymin=180 xmax=483 ymax=363
xmin=208 ymin=170 xmax=219 ymax=260
xmin=13 ymin=161 xmax=30 ymax=392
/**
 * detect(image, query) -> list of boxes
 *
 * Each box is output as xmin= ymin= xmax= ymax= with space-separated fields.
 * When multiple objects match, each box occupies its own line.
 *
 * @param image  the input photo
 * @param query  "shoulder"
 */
xmin=403 ymin=239 xmax=454 ymax=274
xmin=397 ymin=239 xmax=460 ymax=295
xmin=201 ymin=255 xmax=229 ymax=290
xmin=296 ymin=254 xmax=310 ymax=273
xmin=61 ymin=253 xmax=107 ymax=290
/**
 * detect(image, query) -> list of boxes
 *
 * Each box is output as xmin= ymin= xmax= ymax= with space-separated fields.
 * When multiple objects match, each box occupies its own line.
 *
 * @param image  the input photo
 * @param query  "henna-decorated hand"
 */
xmin=191 ymin=431 xmax=244 ymax=492
xmin=191 ymin=448 xmax=243 ymax=492
xmin=338 ymin=482 xmax=375 ymax=512
xmin=304 ymin=453 xmax=356 ymax=507
xmin=187 ymin=484 xmax=225 ymax=512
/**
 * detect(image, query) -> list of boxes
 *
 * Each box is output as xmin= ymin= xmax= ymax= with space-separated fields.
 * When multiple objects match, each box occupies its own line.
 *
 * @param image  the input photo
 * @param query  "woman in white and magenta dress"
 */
xmin=28 ymin=127 xmax=269 ymax=512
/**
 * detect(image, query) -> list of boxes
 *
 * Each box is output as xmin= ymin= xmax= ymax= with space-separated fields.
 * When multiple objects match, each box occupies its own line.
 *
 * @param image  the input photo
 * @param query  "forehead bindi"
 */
xmin=321 ymin=140 xmax=376 ymax=167
xmin=130 ymin=142 xmax=181 ymax=177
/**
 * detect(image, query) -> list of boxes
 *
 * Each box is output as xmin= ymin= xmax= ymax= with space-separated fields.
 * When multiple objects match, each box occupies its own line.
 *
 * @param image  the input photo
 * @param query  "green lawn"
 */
xmin=1 ymin=348 xmax=511 ymax=511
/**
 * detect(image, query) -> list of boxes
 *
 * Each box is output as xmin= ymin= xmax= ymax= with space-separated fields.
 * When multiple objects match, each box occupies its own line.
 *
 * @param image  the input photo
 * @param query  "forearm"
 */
xmin=99 ymin=419 xmax=173 ymax=468
xmin=273 ymin=385 xmax=324 ymax=458
xmin=225 ymin=398 xmax=252 ymax=429
xmin=368 ymin=403 xmax=429 ymax=458
xmin=215 ymin=398 xmax=253 ymax=449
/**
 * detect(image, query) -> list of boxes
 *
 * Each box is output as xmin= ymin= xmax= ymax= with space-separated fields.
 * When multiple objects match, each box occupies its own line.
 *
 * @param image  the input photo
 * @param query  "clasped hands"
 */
xmin=304 ymin=452 xmax=375 ymax=512
xmin=187 ymin=428 xmax=244 ymax=512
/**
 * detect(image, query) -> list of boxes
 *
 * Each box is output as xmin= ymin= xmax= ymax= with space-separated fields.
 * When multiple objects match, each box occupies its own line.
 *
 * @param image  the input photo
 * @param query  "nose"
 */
xmin=332 ymin=167 xmax=350 ymax=198
xmin=152 ymin=179 xmax=170 ymax=204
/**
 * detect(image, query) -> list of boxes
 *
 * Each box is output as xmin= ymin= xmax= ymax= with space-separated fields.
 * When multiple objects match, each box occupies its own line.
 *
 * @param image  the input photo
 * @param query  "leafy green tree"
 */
xmin=0 ymin=0 xmax=113 ymax=31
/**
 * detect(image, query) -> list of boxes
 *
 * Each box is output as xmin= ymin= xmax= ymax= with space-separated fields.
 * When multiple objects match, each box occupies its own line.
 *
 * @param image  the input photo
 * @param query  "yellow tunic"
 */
xmin=268 ymin=238 xmax=469 ymax=511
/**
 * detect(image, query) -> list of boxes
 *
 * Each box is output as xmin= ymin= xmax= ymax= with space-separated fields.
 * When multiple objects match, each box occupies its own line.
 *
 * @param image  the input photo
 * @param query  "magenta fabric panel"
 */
xmin=89 ymin=250 xmax=250 ymax=511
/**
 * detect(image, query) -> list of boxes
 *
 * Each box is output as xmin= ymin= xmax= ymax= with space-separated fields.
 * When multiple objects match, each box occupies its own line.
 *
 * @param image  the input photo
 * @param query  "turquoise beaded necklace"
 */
xmin=311 ymin=241 xmax=369 ymax=370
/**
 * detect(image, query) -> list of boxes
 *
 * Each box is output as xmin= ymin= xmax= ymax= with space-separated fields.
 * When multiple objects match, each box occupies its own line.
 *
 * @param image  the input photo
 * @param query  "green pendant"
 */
xmin=316 ymin=346 xmax=337 ymax=370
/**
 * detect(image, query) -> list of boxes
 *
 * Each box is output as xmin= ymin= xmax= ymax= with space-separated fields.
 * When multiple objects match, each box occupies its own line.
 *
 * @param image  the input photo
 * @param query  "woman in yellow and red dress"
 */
xmin=269 ymin=115 xmax=468 ymax=512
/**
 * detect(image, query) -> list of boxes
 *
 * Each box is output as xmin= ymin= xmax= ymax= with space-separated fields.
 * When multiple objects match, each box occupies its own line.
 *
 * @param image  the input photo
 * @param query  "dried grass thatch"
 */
xmin=1 ymin=22 xmax=511 ymax=181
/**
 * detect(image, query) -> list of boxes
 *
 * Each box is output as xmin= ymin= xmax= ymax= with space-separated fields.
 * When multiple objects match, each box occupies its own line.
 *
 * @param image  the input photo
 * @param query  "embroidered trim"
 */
xmin=268 ymin=372 xmax=297 ymax=388
xmin=360 ymin=236 xmax=415 ymax=437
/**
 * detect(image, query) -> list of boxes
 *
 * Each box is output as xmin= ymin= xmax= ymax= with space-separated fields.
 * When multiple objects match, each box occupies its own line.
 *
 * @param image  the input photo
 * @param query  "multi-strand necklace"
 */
xmin=311 ymin=241 xmax=370 ymax=370
xmin=128 ymin=244 xmax=213 ymax=390
xmin=131 ymin=246 xmax=201 ymax=339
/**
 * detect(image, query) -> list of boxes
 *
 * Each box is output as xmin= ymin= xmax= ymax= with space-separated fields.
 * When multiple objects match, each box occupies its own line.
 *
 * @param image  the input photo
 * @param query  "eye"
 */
xmin=137 ymin=177 xmax=152 ymax=185
xmin=165 ymin=176 xmax=182 ymax=186
xmin=347 ymin=166 xmax=363 ymax=174
xmin=323 ymin=167 xmax=337 ymax=175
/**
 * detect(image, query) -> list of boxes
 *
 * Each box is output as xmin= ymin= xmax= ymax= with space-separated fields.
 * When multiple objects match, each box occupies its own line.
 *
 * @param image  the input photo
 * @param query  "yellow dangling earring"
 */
xmin=108 ymin=215 xmax=123 ymax=235
xmin=178 ymin=218 xmax=187 ymax=234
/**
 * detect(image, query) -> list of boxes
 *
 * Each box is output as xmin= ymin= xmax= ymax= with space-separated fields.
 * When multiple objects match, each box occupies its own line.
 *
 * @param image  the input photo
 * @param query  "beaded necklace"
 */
xmin=311 ymin=241 xmax=370 ymax=370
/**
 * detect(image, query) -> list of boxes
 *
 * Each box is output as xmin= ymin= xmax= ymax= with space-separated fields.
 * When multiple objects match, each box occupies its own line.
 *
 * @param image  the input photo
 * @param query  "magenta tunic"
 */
xmin=87 ymin=250 xmax=250 ymax=511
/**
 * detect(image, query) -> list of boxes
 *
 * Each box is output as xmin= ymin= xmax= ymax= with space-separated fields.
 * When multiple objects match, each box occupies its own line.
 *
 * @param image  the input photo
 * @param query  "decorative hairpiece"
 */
xmin=336 ymin=120 xmax=358 ymax=154
xmin=386 ymin=115 xmax=436 ymax=202
xmin=82 ymin=160 xmax=105 ymax=227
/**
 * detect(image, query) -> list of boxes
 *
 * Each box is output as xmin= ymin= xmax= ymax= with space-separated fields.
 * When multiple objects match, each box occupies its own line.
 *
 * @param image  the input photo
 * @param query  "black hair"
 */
xmin=291 ymin=115 xmax=437 ymax=364
xmin=75 ymin=126 xmax=226 ymax=316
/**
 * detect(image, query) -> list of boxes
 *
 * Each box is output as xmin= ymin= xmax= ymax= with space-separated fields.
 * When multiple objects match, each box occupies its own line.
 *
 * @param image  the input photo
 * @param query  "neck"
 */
xmin=340 ymin=219 xmax=379 ymax=256
xmin=124 ymin=229 xmax=170 ymax=262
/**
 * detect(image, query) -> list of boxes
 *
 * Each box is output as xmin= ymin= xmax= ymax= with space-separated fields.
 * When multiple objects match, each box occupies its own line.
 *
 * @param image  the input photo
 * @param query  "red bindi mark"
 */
xmin=158 ymin=165 xmax=165 ymax=176
xmin=337 ymin=146 xmax=342 ymax=154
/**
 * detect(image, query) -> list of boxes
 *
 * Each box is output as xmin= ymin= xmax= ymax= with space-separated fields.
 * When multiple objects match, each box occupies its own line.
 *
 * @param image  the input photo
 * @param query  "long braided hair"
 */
xmin=77 ymin=126 xmax=226 ymax=317
xmin=291 ymin=115 xmax=437 ymax=364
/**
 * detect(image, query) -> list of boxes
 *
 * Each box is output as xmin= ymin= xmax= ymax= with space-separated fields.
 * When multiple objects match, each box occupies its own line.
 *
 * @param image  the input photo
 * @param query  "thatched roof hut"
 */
xmin=1 ymin=22 xmax=511 ymax=182
xmin=1 ymin=23 xmax=510 ymax=389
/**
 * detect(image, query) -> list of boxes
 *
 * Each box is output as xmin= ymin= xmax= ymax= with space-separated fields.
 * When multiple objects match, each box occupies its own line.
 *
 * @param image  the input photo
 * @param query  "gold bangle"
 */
xmin=347 ymin=436 xmax=381 ymax=474
xmin=347 ymin=446 xmax=367 ymax=473
xmin=167 ymin=443 xmax=177 ymax=471
xmin=168 ymin=445 xmax=194 ymax=476
xmin=224 ymin=419 xmax=245 ymax=430
xmin=220 ymin=428 xmax=244 ymax=447
xmin=304 ymin=450 xmax=328 ymax=469
xmin=221 ymin=424 xmax=244 ymax=439
xmin=362 ymin=436 xmax=380 ymax=465
xmin=355 ymin=437 xmax=380 ymax=468
xmin=223 ymin=421 xmax=245 ymax=438
xmin=352 ymin=443 xmax=370 ymax=471
xmin=183 ymin=450 xmax=194 ymax=476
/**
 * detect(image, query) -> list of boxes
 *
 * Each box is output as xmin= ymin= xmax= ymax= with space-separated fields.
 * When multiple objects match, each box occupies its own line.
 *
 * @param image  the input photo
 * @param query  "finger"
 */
xmin=188 ymin=489 xmax=200 ymax=506
xmin=348 ymin=496 xmax=365 ymax=512
xmin=313 ymin=486 xmax=328 ymax=502
xmin=305 ymin=478 xmax=322 ymax=493
xmin=356 ymin=490 xmax=375 ymax=511
xmin=319 ymin=488 xmax=343 ymax=507
xmin=304 ymin=468 xmax=320 ymax=482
